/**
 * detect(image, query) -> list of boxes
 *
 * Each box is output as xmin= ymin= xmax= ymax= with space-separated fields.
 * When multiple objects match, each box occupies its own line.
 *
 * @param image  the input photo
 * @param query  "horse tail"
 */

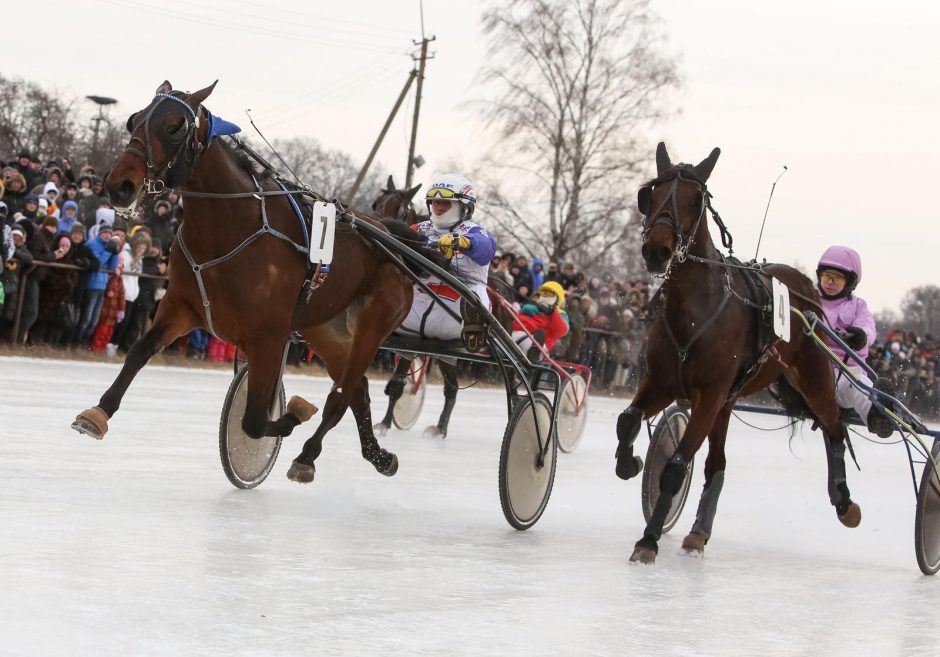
xmin=769 ymin=375 xmax=815 ymax=438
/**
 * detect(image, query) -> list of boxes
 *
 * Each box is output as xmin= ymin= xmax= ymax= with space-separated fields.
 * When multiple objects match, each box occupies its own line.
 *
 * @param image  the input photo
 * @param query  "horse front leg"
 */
xmin=373 ymin=356 xmax=412 ymax=436
xmin=631 ymin=390 xmax=724 ymax=565
xmin=72 ymin=295 xmax=196 ymax=439
xmin=240 ymin=338 xmax=319 ymax=440
xmin=615 ymin=374 xmax=674 ymax=480
xmin=425 ymin=360 xmax=457 ymax=439
xmin=681 ymin=401 xmax=733 ymax=555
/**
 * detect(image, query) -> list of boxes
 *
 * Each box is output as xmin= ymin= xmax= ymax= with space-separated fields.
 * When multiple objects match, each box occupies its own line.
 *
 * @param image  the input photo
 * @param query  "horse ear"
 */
xmin=187 ymin=80 xmax=218 ymax=109
xmin=656 ymin=142 xmax=671 ymax=175
xmin=156 ymin=80 xmax=173 ymax=94
xmin=386 ymin=175 xmax=396 ymax=192
xmin=693 ymin=147 xmax=721 ymax=182
xmin=406 ymin=184 xmax=422 ymax=202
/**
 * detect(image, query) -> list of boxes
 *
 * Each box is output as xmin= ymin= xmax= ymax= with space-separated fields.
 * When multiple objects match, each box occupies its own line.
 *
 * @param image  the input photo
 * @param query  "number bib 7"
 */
xmin=309 ymin=202 xmax=337 ymax=265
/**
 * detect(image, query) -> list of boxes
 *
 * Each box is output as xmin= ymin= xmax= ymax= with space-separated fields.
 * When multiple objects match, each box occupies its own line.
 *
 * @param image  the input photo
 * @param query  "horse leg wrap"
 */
xmin=660 ymin=454 xmax=688 ymax=497
xmin=615 ymin=407 xmax=644 ymax=480
xmin=690 ymin=470 xmax=725 ymax=539
xmin=384 ymin=376 xmax=405 ymax=399
xmin=825 ymin=436 xmax=851 ymax=510
xmin=437 ymin=383 xmax=458 ymax=434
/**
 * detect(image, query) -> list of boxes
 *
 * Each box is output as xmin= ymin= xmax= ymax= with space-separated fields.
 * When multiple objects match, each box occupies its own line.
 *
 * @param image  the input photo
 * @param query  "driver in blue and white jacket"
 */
xmin=397 ymin=174 xmax=496 ymax=351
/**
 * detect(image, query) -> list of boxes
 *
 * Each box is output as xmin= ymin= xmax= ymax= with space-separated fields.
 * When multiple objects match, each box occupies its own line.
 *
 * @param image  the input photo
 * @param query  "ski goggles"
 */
xmin=426 ymin=187 xmax=463 ymax=200
xmin=819 ymin=270 xmax=846 ymax=285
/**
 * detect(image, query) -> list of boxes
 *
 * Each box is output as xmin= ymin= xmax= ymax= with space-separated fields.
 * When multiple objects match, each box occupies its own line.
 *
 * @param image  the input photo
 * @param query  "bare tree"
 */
xmin=473 ymin=0 xmax=679 ymax=267
xmin=0 ymin=75 xmax=78 ymax=161
xmin=270 ymin=137 xmax=385 ymax=210
xmin=900 ymin=285 xmax=940 ymax=337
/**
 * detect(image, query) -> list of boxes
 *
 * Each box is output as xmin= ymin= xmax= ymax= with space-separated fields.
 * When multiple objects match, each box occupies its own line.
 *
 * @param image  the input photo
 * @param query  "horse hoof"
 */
xmin=629 ymin=547 xmax=657 ymax=564
xmin=423 ymin=425 xmax=446 ymax=439
xmin=378 ymin=454 xmax=399 ymax=477
xmin=286 ymin=460 xmax=316 ymax=484
xmin=838 ymin=502 xmax=862 ymax=528
xmin=287 ymin=396 xmax=318 ymax=423
xmin=373 ymin=422 xmax=390 ymax=437
xmin=71 ymin=406 xmax=109 ymax=440
xmin=615 ymin=455 xmax=644 ymax=481
xmin=681 ymin=531 xmax=707 ymax=555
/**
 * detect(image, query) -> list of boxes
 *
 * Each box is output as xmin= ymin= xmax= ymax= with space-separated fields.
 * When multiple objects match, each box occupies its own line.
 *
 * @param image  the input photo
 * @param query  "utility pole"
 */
xmin=405 ymin=35 xmax=435 ymax=190
xmin=86 ymin=95 xmax=117 ymax=170
xmin=347 ymin=69 xmax=418 ymax=205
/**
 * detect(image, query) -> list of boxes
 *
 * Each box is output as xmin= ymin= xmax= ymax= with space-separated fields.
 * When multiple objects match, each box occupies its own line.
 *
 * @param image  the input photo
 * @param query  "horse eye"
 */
xmin=167 ymin=121 xmax=183 ymax=135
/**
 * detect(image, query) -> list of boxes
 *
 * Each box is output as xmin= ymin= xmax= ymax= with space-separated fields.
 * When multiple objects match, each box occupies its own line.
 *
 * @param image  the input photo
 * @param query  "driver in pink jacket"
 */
xmin=816 ymin=245 xmax=894 ymax=438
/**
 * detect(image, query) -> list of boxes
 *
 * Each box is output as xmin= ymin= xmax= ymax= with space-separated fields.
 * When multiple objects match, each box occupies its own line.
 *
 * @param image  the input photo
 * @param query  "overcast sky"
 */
xmin=7 ymin=0 xmax=938 ymax=314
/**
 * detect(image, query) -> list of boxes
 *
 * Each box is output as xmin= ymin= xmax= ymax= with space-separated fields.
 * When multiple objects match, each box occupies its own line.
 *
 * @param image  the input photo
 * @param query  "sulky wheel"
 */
xmin=392 ymin=355 xmax=428 ymax=431
xmin=641 ymin=404 xmax=693 ymax=534
xmin=915 ymin=440 xmax=940 ymax=575
xmin=219 ymin=365 xmax=286 ymax=489
xmin=498 ymin=392 xmax=557 ymax=530
xmin=556 ymin=374 xmax=588 ymax=454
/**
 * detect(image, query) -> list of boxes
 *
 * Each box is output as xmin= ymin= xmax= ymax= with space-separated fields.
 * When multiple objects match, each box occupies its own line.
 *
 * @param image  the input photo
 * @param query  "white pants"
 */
xmin=398 ymin=280 xmax=489 ymax=341
xmin=834 ymin=365 xmax=873 ymax=422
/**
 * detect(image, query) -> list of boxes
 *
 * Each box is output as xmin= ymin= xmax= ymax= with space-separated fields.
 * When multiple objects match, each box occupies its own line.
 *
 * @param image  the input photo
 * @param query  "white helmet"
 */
xmin=425 ymin=173 xmax=476 ymax=220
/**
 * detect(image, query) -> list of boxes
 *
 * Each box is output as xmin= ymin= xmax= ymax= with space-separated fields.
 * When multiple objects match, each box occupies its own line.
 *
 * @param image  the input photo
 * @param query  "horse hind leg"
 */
xmin=349 ymin=376 xmax=399 ymax=475
xmin=786 ymin=362 xmax=861 ymax=529
xmin=374 ymin=357 xmax=411 ymax=437
xmin=682 ymin=402 xmax=732 ymax=556
xmin=73 ymin=294 xmax=196 ymax=439
xmin=425 ymin=361 xmax=457 ymax=439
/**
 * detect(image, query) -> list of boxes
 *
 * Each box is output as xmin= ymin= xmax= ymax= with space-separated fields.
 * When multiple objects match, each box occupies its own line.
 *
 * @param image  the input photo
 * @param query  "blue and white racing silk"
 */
xmin=397 ymin=219 xmax=497 ymax=341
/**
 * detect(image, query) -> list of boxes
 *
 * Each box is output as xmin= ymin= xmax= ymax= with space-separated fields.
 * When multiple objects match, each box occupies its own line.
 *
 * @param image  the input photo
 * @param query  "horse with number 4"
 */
xmin=72 ymin=80 xmax=425 ymax=483
xmin=615 ymin=142 xmax=862 ymax=564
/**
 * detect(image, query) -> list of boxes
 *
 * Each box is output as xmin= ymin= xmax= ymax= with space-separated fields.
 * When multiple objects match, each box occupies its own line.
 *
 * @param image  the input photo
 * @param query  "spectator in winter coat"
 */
xmin=109 ymin=232 xmax=151 ymax=354
xmin=3 ymin=173 xmax=29 ymax=217
xmin=58 ymin=201 xmax=79 ymax=235
xmin=511 ymin=281 xmax=570 ymax=359
xmin=530 ymin=258 xmax=545 ymax=290
xmin=0 ymin=225 xmax=34 ymax=338
xmin=75 ymin=225 xmax=120 ymax=346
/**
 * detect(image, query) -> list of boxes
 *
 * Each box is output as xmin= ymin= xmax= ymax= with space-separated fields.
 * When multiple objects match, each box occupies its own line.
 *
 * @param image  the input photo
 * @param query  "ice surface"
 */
xmin=1 ymin=356 xmax=938 ymax=656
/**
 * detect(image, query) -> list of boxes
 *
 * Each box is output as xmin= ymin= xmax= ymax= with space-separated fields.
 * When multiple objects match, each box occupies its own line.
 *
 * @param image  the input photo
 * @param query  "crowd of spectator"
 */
xmin=868 ymin=330 xmax=940 ymax=420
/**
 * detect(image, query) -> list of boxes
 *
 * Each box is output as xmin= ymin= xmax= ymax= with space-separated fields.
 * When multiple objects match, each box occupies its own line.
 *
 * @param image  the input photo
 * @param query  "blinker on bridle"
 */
xmin=639 ymin=168 xmax=709 ymax=269
xmin=123 ymin=93 xmax=204 ymax=193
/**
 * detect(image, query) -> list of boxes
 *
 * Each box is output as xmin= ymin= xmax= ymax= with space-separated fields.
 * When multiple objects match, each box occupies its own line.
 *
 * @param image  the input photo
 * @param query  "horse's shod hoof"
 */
xmin=615 ymin=455 xmax=644 ymax=481
xmin=837 ymin=501 xmax=861 ymax=528
xmin=423 ymin=425 xmax=446 ymax=439
xmin=373 ymin=422 xmax=390 ymax=437
xmin=286 ymin=460 xmax=316 ymax=484
xmin=681 ymin=531 xmax=707 ymax=555
xmin=629 ymin=547 xmax=657 ymax=564
xmin=71 ymin=407 xmax=109 ymax=440
xmin=287 ymin=396 xmax=318 ymax=423
xmin=377 ymin=453 xmax=399 ymax=477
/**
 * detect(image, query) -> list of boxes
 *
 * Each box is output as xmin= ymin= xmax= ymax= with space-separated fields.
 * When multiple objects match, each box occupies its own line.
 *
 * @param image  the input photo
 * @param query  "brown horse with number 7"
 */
xmin=73 ymin=80 xmax=417 ymax=483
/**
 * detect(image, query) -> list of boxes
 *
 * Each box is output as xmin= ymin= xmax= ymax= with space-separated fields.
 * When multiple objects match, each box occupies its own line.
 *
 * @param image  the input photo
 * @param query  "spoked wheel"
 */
xmin=498 ymin=393 xmax=557 ymax=530
xmin=219 ymin=365 xmax=286 ymax=489
xmin=915 ymin=441 xmax=940 ymax=575
xmin=642 ymin=404 xmax=693 ymax=534
xmin=556 ymin=374 xmax=588 ymax=454
xmin=392 ymin=355 xmax=428 ymax=430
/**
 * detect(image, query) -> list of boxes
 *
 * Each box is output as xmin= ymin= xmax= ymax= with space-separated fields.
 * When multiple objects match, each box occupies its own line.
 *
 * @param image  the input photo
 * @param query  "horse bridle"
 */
xmin=640 ymin=168 xmax=709 ymax=269
xmin=373 ymin=192 xmax=415 ymax=223
xmin=123 ymin=92 xmax=205 ymax=195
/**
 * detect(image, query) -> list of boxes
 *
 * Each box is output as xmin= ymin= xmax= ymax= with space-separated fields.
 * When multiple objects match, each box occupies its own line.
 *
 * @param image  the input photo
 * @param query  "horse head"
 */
xmin=371 ymin=175 xmax=422 ymax=224
xmin=638 ymin=142 xmax=721 ymax=274
xmin=107 ymin=80 xmax=232 ymax=208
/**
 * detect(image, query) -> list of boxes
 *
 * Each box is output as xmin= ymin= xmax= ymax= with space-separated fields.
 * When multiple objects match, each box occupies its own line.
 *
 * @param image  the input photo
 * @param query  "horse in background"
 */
xmin=616 ymin=142 xmax=859 ymax=564
xmin=73 ymin=80 xmax=420 ymax=483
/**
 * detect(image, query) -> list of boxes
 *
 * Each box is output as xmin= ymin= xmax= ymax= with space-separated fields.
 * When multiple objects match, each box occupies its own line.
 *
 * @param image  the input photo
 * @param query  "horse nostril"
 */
xmin=656 ymin=245 xmax=671 ymax=262
xmin=118 ymin=180 xmax=135 ymax=202
xmin=641 ymin=244 xmax=651 ymax=260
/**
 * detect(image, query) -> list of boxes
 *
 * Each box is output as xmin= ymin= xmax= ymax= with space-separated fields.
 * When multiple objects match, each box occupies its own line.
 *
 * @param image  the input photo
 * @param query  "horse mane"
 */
xmin=217 ymin=138 xmax=276 ymax=181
